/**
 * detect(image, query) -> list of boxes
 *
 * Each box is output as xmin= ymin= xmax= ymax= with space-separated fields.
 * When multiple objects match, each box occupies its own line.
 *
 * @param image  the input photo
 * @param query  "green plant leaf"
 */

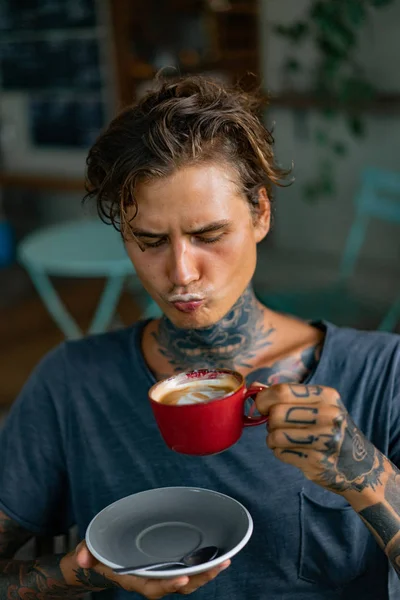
xmin=316 ymin=35 xmax=350 ymax=62
xmin=347 ymin=115 xmax=366 ymax=137
xmin=302 ymin=178 xmax=335 ymax=202
xmin=274 ymin=22 xmax=309 ymax=43
xmin=303 ymin=159 xmax=336 ymax=202
xmin=343 ymin=1 xmax=367 ymax=26
xmin=276 ymin=0 xmax=395 ymax=203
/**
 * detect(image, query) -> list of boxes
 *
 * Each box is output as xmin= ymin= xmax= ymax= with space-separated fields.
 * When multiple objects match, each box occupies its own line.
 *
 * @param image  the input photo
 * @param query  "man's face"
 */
xmin=125 ymin=163 xmax=269 ymax=329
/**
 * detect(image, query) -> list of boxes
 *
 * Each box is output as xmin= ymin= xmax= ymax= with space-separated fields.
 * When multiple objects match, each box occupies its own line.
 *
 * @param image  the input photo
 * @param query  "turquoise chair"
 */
xmin=18 ymin=219 xmax=160 ymax=339
xmin=257 ymin=167 xmax=400 ymax=331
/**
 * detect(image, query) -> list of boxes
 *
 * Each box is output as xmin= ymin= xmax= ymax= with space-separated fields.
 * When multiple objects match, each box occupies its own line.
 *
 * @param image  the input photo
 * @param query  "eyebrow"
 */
xmin=130 ymin=220 xmax=231 ymax=238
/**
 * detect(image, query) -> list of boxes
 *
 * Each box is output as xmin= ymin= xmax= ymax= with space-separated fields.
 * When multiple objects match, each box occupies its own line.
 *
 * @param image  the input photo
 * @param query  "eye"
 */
xmin=196 ymin=234 xmax=224 ymax=245
xmin=140 ymin=238 xmax=167 ymax=249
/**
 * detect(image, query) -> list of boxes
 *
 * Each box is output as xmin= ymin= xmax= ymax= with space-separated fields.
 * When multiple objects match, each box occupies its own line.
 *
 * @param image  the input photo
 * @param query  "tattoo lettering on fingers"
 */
xmin=284 ymin=406 xmax=318 ymax=425
xmin=284 ymin=433 xmax=318 ymax=445
xmin=288 ymin=384 xmax=323 ymax=398
xmin=284 ymin=432 xmax=340 ymax=452
xmin=281 ymin=449 xmax=308 ymax=459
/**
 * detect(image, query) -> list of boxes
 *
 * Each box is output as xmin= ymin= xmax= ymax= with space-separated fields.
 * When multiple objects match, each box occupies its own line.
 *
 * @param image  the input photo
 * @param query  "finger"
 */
xmin=75 ymin=541 xmax=98 ymax=569
xmin=141 ymin=575 xmax=190 ymax=598
xmin=273 ymin=446 xmax=321 ymax=469
xmin=267 ymin=426 xmax=342 ymax=452
xmin=176 ymin=561 xmax=230 ymax=595
xmin=267 ymin=402 xmax=344 ymax=431
xmin=256 ymin=383 xmax=339 ymax=415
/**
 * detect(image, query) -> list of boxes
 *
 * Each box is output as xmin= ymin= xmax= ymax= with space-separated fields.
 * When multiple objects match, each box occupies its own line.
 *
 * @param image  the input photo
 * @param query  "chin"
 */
xmin=168 ymin=306 xmax=225 ymax=330
xmin=169 ymin=314 xmax=210 ymax=330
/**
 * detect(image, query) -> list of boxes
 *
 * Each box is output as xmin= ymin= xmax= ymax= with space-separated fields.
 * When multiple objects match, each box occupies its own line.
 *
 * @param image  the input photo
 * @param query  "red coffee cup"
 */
xmin=149 ymin=368 xmax=268 ymax=455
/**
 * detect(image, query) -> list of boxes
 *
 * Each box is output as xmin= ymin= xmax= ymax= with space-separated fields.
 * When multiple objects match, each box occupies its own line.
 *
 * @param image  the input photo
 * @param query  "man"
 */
xmin=1 ymin=75 xmax=400 ymax=599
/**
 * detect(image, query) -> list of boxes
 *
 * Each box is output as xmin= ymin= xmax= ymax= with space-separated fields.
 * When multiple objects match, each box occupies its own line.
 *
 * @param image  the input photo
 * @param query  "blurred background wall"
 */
xmin=258 ymin=0 xmax=400 ymax=307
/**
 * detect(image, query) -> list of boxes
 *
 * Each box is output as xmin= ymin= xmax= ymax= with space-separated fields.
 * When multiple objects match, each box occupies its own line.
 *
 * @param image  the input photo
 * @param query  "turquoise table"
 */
xmin=18 ymin=219 xmax=159 ymax=338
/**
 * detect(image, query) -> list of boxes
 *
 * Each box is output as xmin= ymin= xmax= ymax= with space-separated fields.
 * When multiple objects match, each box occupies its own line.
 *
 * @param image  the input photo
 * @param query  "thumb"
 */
xmin=250 ymin=381 xmax=270 ymax=416
xmin=75 ymin=540 xmax=98 ymax=569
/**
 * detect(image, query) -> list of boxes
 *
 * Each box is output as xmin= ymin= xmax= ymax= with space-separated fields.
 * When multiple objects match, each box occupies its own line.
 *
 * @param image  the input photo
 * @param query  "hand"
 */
xmin=255 ymin=383 xmax=385 ymax=495
xmin=67 ymin=541 xmax=230 ymax=599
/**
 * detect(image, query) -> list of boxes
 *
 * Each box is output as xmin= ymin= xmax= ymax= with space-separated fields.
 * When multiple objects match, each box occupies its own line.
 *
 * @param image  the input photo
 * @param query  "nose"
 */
xmin=168 ymin=239 xmax=200 ymax=288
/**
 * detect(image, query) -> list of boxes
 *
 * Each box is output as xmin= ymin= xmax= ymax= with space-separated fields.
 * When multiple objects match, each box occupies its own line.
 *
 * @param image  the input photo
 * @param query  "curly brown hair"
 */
xmin=84 ymin=74 xmax=291 ymax=234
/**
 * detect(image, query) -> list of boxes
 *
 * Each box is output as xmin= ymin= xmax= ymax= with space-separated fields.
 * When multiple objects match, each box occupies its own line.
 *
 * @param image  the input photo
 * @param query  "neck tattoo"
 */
xmin=152 ymin=286 xmax=274 ymax=372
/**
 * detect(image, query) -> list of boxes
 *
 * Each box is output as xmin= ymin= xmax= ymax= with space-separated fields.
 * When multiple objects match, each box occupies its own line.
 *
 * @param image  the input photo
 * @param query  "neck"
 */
xmin=152 ymin=286 xmax=274 ymax=372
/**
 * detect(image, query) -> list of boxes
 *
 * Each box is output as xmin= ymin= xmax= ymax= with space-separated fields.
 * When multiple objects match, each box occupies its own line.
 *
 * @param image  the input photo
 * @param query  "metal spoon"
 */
xmin=113 ymin=545 xmax=219 ymax=574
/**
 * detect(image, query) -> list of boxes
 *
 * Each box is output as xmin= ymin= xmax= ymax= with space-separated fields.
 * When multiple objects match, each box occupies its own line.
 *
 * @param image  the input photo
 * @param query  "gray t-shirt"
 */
xmin=1 ymin=320 xmax=400 ymax=599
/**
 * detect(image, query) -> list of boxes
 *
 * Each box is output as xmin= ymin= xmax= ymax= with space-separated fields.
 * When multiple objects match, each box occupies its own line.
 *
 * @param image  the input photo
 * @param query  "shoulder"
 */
xmin=63 ymin=322 xmax=142 ymax=363
xmin=20 ymin=321 xmax=146 ymax=400
xmin=326 ymin=322 xmax=400 ymax=357
xmin=323 ymin=322 xmax=400 ymax=383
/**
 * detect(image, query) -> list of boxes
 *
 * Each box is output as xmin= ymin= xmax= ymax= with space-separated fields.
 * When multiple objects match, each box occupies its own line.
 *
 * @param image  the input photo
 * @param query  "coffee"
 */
xmin=155 ymin=375 xmax=238 ymax=406
xmin=149 ymin=368 xmax=268 ymax=455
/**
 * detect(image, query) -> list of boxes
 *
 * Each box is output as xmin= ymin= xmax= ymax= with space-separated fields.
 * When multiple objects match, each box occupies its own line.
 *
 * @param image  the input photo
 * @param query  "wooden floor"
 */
xmin=0 ymin=274 xmax=141 ymax=408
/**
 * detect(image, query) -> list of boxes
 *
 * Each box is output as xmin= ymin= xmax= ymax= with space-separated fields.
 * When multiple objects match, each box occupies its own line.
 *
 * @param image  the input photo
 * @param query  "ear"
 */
xmin=253 ymin=187 xmax=271 ymax=243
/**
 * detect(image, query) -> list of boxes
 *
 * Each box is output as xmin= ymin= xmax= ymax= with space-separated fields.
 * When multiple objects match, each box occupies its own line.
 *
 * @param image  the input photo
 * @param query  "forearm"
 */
xmin=0 ymin=551 xmax=120 ymax=599
xmin=343 ymin=454 xmax=400 ymax=577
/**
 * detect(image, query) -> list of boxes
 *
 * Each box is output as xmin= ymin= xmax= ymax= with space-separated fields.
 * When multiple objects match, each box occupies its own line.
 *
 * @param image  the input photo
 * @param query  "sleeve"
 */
xmin=0 ymin=345 xmax=72 ymax=535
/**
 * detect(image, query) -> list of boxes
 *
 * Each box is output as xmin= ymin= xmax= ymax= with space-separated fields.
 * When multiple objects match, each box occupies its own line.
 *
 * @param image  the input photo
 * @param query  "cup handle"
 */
xmin=242 ymin=385 xmax=269 ymax=427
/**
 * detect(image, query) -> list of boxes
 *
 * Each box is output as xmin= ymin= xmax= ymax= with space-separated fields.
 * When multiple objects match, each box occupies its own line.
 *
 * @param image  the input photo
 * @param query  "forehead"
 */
xmin=131 ymin=163 xmax=247 ymax=226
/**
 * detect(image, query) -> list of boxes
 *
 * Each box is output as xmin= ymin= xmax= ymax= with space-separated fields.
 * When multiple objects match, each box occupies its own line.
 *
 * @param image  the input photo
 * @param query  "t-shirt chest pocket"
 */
xmin=299 ymin=485 xmax=372 ymax=589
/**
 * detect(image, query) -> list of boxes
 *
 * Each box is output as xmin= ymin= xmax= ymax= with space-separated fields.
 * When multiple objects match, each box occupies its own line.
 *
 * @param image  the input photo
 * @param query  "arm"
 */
xmin=256 ymin=383 xmax=400 ymax=578
xmin=346 ymin=461 xmax=400 ymax=576
xmin=0 ymin=510 xmax=229 ymax=599
xmin=0 ymin=510 xmax=94 ymax=599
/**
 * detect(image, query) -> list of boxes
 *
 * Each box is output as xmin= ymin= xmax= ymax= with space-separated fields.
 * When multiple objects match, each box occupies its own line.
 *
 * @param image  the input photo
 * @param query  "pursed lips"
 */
xmin=168 ymin=295 xmax=205 ymax=303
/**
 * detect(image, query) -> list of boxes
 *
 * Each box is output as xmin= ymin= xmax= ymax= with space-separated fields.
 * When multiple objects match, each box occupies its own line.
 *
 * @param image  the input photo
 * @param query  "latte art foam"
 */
xmin=155 ymin=375 xmax=238 ymax=406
